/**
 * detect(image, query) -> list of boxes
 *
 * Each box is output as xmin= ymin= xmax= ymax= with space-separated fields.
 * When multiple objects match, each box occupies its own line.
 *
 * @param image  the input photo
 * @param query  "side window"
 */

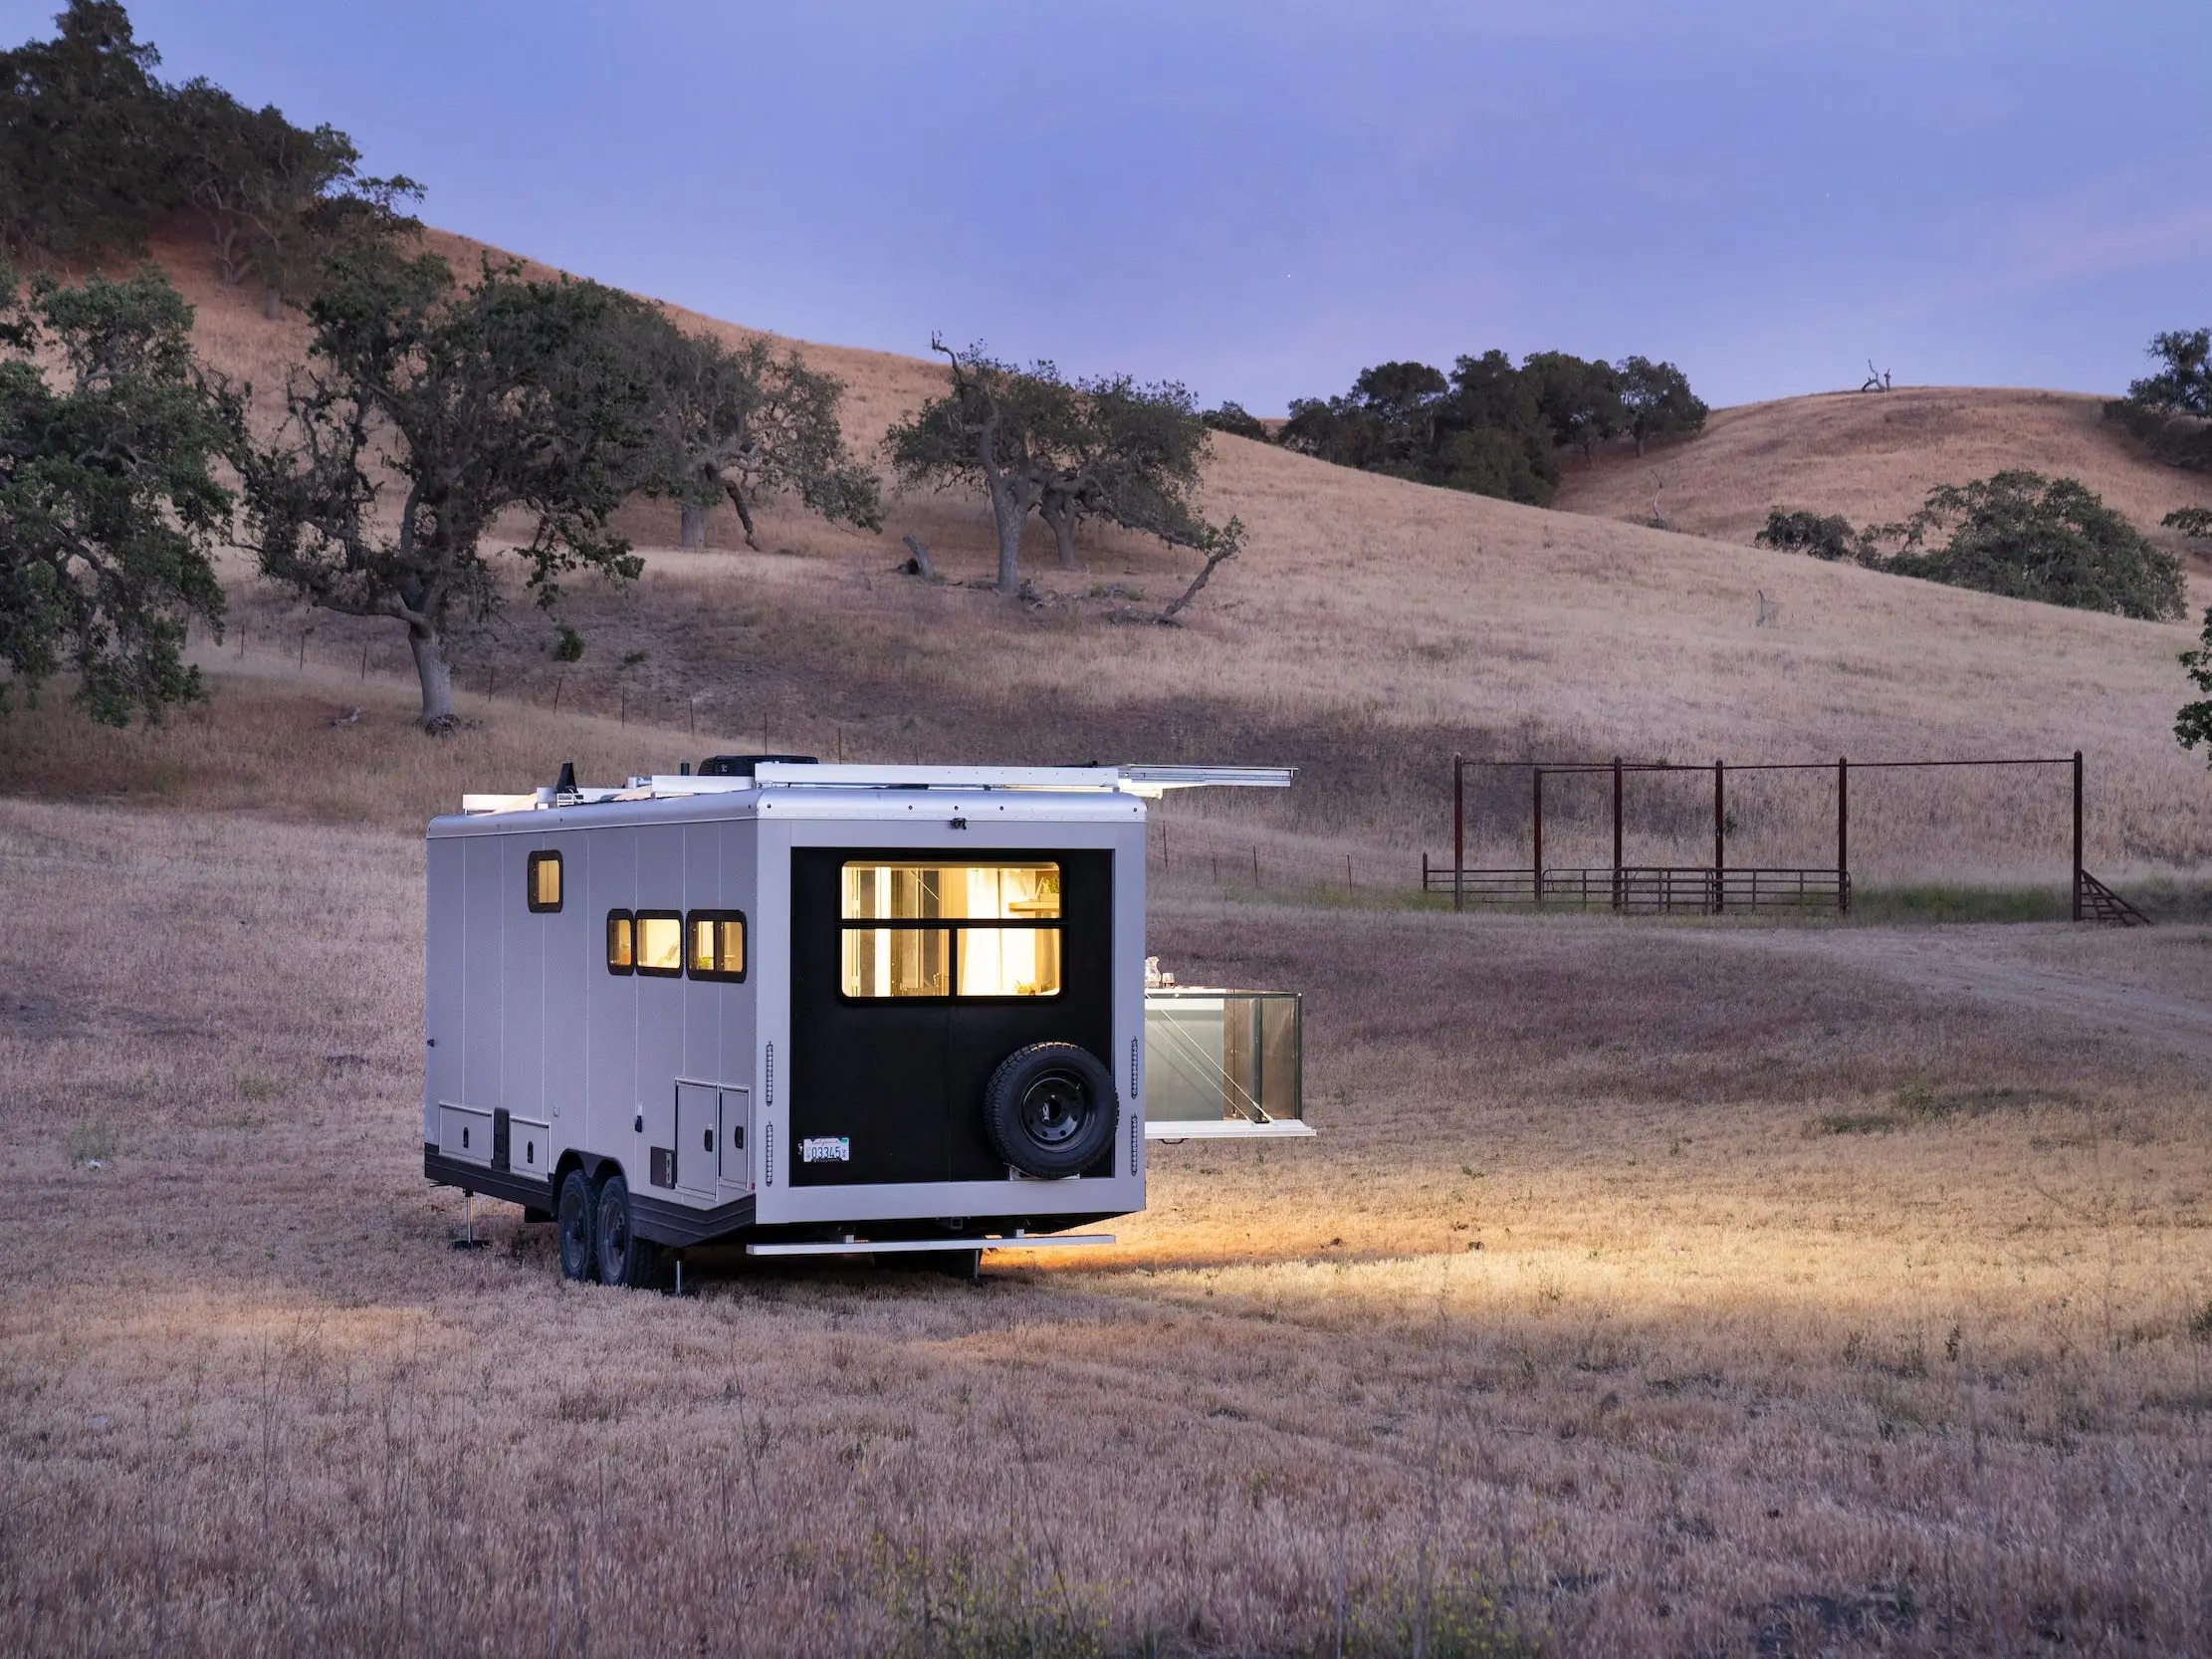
xmin=605 ymin=910 xmax=635 ymax=975
xmin=635 ymin=910 xmax=683 ymax=978
xmin=687 ymin=910 xmax=747 ymax=983
xmin=527 ymin=850 xmax=562 ymax=912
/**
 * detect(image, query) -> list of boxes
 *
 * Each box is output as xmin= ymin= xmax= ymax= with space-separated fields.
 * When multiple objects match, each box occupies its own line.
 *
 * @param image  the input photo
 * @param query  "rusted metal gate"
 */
xmin=1424 ymin=751 xmax=2132 ymax=921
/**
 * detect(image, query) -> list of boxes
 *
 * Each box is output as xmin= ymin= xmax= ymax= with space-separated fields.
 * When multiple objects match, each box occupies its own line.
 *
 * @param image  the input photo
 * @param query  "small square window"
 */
xmin=686 ymin=910 xmax=746 ymax=982
xmin=635 ymin=911 xmax=683 ymax=977
xmin=605 ymin=910 xmax=634 ymax=974
xmin=527 ymin=850 xmax=562 ymax=912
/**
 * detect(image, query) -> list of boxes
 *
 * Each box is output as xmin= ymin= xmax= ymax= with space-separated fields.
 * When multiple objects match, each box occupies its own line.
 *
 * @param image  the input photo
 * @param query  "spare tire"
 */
xmin=983 ymin=1042 xmax=1119 ymax=1179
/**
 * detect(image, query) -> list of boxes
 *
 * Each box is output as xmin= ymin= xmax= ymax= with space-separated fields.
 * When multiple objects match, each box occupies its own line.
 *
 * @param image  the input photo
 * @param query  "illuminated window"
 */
xmin=687 ymin=910 xmax=747 ymax=982
xmin=605 ymin=910 xmax=634 ymax=974
xmin=527 ymin=850 xmax=562 ymax=912
xmin=635 ymin=911 xmax=682 ymax=977
xmin=838 ymin=862 xmax=1061 ymax=1000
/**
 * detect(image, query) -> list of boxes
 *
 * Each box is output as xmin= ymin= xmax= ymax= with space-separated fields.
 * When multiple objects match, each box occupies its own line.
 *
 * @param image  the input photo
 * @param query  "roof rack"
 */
xmin=460 ymin=762 xmax=1293 ymax=815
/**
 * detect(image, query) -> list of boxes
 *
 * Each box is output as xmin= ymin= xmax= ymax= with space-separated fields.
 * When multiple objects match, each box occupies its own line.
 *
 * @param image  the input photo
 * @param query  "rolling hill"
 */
xmin=43 ymin=229 xmax=2212 ymax=885
xmin=1551 ymin=384 xmax=2212 ymax=550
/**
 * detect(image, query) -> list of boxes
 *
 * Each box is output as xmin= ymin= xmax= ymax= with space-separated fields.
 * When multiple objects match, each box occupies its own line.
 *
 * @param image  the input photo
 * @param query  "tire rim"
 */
xmin=602 ymin=1198 xmax=629 ymax=1271
xmin=1018 ymin=1069 xmax=1091 ymax=1148
xmin=559 ymin=1186 xmax=588 ymax=1271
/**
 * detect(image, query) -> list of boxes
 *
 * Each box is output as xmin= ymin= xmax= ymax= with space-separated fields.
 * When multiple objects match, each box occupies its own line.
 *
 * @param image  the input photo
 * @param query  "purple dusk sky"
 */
xmin=52 ymin=0 xmax=2212 ymax=412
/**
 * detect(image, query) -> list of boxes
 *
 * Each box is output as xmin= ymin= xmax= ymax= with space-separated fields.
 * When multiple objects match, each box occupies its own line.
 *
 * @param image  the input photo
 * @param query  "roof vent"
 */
xmin=698 ymin=754 xmax=818 ymax=778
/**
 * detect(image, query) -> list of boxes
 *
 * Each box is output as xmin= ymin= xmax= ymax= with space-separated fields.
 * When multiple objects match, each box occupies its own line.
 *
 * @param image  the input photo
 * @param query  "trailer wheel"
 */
xmin=556 ymin=1169 xmax=596 ymax=1283
xmin=594 ymin=1174 xmax=663 ymax=1290
xmin=982 ymin=1043 xmax=1118 ymax=1179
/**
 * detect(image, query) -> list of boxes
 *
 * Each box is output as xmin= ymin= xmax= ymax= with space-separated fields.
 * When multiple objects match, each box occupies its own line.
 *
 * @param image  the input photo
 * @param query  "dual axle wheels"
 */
xmin=555 ymin=1168 xmax=661 ymax=1289
xmin=544 ymin=1040 xmax=1116 ymax=1288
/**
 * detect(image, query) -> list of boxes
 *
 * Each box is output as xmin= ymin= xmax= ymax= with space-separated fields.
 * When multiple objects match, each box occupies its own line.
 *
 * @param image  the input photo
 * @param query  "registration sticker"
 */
xmin=799 ymin=1136 xmax=850 ymax=1164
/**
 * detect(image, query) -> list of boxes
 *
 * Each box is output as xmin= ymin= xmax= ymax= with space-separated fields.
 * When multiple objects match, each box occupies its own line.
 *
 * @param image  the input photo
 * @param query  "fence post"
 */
xmin=1532 ymin=767 xmax=1544 ymax=909
xmin=1713 ymin=760 xmax=1725 ymax=915
xmin=2072 ymin=750 xmax=2084 ymax=922
xmin=1612 ymin=755 xmax=1624 ymax=912
xmin=1451 ymin=752 xmax=1464 ymax=912
xmin=1837 ymin=756 xmax=1850 ymax=915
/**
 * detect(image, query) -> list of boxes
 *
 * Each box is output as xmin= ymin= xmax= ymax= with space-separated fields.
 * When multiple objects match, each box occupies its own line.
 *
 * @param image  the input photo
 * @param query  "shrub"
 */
xmin=1760 ymin=475 xmax=2183 ymax=621
xmin=1200 ymin=400 xmax=1269 ymax=442
xmin=1755 ymin=508 xmax=1863 ymax=561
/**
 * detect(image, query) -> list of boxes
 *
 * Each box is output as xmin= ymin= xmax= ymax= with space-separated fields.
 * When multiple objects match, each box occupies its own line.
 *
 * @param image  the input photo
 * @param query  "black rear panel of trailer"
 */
xmin=788 ymin=847 xmax=1114 ymax=1185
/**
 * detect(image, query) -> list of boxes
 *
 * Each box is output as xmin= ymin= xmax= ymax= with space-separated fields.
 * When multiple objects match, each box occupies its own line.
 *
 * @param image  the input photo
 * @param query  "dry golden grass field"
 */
xmin=5 ymin=232 xmax=2212 ymax=1655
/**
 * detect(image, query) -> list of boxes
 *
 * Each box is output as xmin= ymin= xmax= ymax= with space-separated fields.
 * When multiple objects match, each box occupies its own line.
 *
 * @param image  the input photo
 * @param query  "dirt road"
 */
xmin=1706 ymin=921 xmax=2212 ymax=1067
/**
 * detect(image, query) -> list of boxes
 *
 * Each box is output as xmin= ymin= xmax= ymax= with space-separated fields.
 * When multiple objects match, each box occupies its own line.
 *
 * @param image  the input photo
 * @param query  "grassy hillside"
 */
xmin=1552 ymin=385 xmax=2212 ymax=551
xmin=74 ymin=233 xmax=2212 ymax=886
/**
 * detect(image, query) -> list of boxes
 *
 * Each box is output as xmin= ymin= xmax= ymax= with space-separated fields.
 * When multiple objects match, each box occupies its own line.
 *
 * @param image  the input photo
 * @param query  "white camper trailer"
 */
xmin=422 ymin=757 xmax=1304 ymax=1285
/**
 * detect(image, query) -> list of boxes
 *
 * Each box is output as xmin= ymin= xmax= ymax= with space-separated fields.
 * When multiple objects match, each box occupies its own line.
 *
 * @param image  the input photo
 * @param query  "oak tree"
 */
xmin=883 ymin=340 xmax=1076 ymax=593
xmin=0 ymin=265 xmax=242 ymax=724
xmin=651 ymin=330 xmax=880 ymax=550
xmin=1615 ymin=355 xmax=1707 ymax=454
xmin=2107 ymin=328 xmax=2212 ymax=472
xmin=241 ymin=249 xmax=672 ymax=730
xmin=0 ymin=1 xmax=176 ymax=263
xmin=170 ymin=78 xmax=420 ymax=319
xmin=1036 ymin=373 xmax=1211 ymax=567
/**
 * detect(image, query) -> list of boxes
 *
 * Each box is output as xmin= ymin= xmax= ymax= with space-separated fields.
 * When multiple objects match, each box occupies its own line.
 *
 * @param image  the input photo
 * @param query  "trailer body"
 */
xmin=422 ymin=761 xmax=1291 ymax=1266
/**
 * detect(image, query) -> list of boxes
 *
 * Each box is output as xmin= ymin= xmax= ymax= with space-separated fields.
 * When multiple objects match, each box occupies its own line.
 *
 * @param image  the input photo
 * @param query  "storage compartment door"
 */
xmin=673 ymin=1081 xmax=719 ymax=1195
xmin=437 ymin=1102 xmax=495 ymax=1165
xmin=718 ymin=1086 xmax=753 ymax=1192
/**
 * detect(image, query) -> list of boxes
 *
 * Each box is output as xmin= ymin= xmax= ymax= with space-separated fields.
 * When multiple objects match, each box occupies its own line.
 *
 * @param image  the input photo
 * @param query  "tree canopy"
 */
xmin=1200 ymin=400 xmax=1269 ymax=442
xmin=2105 ymin=328 xmax=2212 ymax=471
xmin=1277 ymin=348 xmax=1702 ymax=505
xmin=1758 ymin=473 xmax=2184 ymax=621
xmin=883 ymin=342 xmax=1075 ymax=593
xmin=239 ymin=250 xmax=675 ymax=729
xmin=885 ymin=343 xmax=1228 ymax=592
xmin=1616 ymin=356 xmax=1708 ymax=455
xmin=1522 ymin=352 xmax=1623 ymax=460
xmin=0 ymin=2 xmax=174 ymax=264
xmin=169 ymin=76 xmax=420 ymax=318
xmin=1 ymin=3 xmax=418 ymax=305
xmin=2170 ymin=509 xmax=2212 ymax=761
xmin=1754 ymin=508 xmax=1862 ymax=562
xmin=1036 ymin=373 xmax=1212 ymax=568
xmin=0 ymin=264 xmax=242 ymax=724
xmin=649 ymin=330 xmax=880 ymax=551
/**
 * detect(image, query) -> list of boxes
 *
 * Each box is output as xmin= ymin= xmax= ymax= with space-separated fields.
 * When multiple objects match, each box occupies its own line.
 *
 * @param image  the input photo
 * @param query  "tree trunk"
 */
xmin=991 ymin=485 xmax=1026 ymax=593
xmin=409 ymin=626 xmax=457 ymax=732
xmin=680 ymin=502 xmax=711 ymax=549
xmin=1043 ymin=501 xmax=1079 ymax=569
xmin=262 ymin=285 xmax=283 ymax=322
xmin=725 ymin=482 xmax=763 ymax=552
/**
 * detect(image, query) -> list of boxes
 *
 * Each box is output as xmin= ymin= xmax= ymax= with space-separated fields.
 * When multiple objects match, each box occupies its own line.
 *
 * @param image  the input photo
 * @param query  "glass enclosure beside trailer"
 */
xmin=1143 ymin=988 xmax=1309 ymax=1137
